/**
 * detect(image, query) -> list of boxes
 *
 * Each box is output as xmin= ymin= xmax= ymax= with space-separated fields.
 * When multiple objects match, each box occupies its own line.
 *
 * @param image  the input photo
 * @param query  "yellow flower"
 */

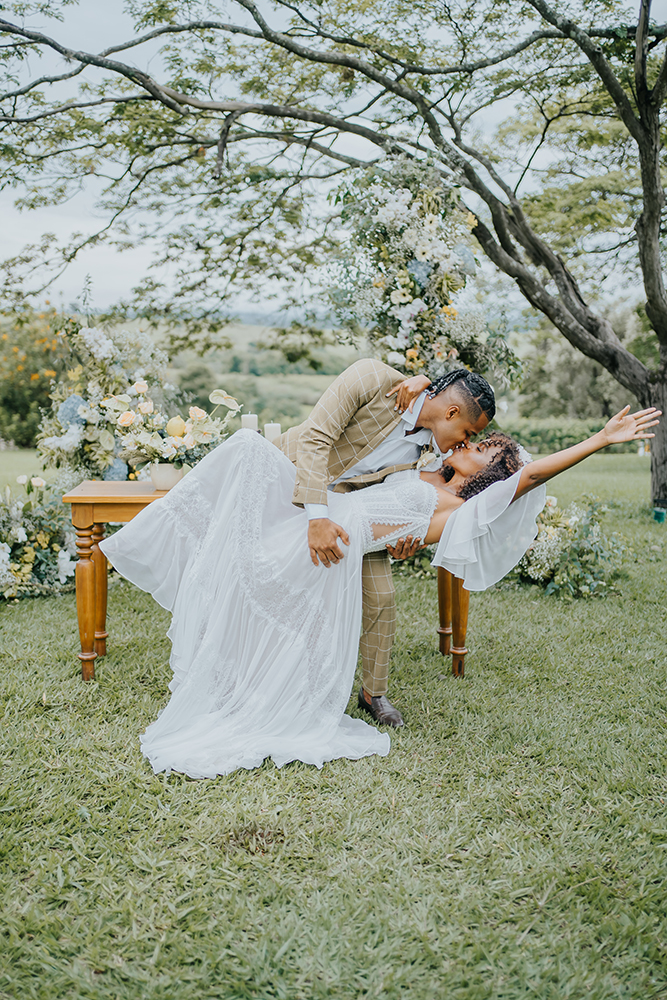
xmin=44 ymin=369 xmax=56 ymax=377
xmin=406 ymin=348 xmax=419 ymax=359
xmin=36 ymin=531 xmax=50 ymax=548
xmin=466 ymin=212 xmax=478 ymax=231
xmin=132 ymin=379 xmax=149 ymax=394
xmin=117 ymin=411 xmax=136 ymax=427
xmin=30 ymin=373 xmax=40 ymax=381
xmin=441 ymin=306 xmax=458 ymax=320
xmin=165 ymin=415 xmax=186 ymax=437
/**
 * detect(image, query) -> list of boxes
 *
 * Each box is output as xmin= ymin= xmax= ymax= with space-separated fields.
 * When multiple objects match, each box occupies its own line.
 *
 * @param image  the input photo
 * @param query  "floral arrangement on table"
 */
xmin=332 ymin=157 xmax=523 ymax=386
xmin=515 ymin=495 xmax=624 ymax=599
xmin=0 ymin=476 xmax=76 ymax=599
xmin=112 ymin=388 xmax=240 ymax=473
xmin=37 ymin=319 xmax=176 ymax=484
xmin=36 ymin=319 xmax=241 ymax=483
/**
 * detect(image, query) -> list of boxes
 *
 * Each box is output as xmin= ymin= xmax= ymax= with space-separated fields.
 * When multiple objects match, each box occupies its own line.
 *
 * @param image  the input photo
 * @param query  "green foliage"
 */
xmin=0 ymin=476 xmax=75 ymax=599
xmin=499 ymin=416 xmax=637 ymax=454
xmin=0 ymin=306 xmax=69 ymax=447
xmin=518 ymin=311 xmax=641 ymax=422
xmin=516 ymin=496 xmax=624 ymax=600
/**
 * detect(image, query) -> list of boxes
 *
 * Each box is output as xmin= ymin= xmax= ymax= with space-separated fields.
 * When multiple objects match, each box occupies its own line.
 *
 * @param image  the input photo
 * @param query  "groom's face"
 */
xmin=427 ymin=402 xmax=489 ymax=454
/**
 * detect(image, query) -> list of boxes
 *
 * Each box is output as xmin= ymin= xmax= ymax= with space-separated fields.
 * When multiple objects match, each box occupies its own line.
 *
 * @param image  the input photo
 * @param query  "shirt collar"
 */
xmin=400 ymin=391 xmax=427 ymax=432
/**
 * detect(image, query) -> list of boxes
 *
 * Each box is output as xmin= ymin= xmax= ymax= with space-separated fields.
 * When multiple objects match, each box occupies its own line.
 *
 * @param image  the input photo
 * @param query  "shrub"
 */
xmin=0 ymin=476 xmax=76 ymax=599
xmin=516 ymin=496 xmax=624 ymax=599
xmin=497 ymin=417 xmax=637 ymax=454
xmin=0 ymin=307 xmax=69 ymax=447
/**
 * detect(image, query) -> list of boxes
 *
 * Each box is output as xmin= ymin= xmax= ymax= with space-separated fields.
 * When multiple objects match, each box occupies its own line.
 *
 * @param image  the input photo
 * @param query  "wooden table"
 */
xmin=62 ymin=481 xmax=166 ymax=680
xmin=63 ymin=481 xmax=470 ymax=682
xmin=437 ymin=568 xmax=470 ymax=677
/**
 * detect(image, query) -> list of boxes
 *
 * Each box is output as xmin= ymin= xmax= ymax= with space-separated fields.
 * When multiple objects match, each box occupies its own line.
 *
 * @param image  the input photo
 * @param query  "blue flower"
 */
xmin=103 ymin=458 xmax=129 ymax=481
xmin=57 ymin=394 xmax=87 ymax=428
xmin=407 ymin=259 xmax=433 ymax=287
xmin=454 ymin=244 xmax=477 ymax=276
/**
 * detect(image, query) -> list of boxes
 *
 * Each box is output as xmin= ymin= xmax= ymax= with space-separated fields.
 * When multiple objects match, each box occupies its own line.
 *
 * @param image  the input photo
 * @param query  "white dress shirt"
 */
xmin=305 ymin=392 xmax=433 ymax=520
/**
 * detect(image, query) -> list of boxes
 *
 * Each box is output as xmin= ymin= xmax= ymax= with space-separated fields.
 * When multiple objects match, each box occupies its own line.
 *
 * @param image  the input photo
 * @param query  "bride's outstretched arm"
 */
xmin=514 ymin=405 xmax=661 ymax=500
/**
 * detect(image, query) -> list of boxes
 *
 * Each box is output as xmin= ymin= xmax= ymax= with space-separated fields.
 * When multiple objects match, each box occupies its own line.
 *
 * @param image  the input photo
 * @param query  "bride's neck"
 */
xmin=420 ymin=467 xmax=466 ymax=494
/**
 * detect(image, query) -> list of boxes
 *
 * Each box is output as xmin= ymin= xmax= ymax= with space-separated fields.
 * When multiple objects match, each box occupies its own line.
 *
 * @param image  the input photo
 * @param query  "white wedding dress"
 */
xmin=100 ymin=430 xmax=545 ymax=778
xmin=100 ymin=430 xmax=439 ymax=778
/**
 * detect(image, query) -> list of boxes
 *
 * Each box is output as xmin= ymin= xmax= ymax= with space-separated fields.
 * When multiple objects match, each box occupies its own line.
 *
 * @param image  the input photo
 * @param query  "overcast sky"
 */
xmin=1 ymin=1 xmax=666 ymax=311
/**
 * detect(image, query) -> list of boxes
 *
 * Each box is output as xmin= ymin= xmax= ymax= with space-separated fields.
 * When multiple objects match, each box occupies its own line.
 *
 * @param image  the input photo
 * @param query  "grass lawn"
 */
xmin=1 ymin=454 xmax=666 ymax=998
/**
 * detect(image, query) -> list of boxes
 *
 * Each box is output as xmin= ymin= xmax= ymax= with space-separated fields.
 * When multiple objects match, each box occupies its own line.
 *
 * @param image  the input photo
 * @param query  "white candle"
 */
xmin=264 ymin=422 xmax=282 ymax=443
xmin=241 ymin=413 xmax=259 ymax=431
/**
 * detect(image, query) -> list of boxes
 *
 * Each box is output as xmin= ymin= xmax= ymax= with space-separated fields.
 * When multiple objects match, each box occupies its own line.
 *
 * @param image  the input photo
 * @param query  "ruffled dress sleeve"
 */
xmin=431 ymin=472 xmax=546 ymax=591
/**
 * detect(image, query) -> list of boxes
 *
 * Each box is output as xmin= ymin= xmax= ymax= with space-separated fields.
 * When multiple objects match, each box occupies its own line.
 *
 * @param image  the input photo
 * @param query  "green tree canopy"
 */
xmin=1 ymin=0 xmax=667 ymax=494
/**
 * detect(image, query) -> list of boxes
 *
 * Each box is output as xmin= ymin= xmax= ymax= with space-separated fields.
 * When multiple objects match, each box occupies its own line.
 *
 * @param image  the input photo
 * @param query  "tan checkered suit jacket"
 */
xmin=278 ymin=358 xmax=433 ymax=699
xmin=279 ymin=358 xmax=431 ymax=506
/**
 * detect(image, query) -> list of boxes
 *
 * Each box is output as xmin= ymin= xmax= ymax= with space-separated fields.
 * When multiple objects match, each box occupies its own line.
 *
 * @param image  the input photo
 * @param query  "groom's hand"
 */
xmin=308 ymin=518 xmax=350 ymax=568
xmin=386 ymin=535 xmax=425 ymax=559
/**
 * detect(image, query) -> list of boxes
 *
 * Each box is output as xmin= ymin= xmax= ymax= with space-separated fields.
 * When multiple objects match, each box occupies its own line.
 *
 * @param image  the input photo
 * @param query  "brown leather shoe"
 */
xmin=357 ymin=687 xmax=404 ymax=728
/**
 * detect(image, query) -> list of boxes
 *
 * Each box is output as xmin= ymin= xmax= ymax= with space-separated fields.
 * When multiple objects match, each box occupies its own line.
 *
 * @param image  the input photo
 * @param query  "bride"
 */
xmin=100 ymin=403 xmax=659 ymax=778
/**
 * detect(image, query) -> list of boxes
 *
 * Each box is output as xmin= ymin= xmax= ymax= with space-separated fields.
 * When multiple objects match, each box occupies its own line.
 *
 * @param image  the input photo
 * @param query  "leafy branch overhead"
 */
xmin=1 ymin=0 xmax=667 ymax=494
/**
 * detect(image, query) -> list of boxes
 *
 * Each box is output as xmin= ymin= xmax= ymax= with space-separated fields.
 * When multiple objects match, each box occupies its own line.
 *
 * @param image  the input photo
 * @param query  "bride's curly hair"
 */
xmin=439 ymin=432 xmax=523 ymax=501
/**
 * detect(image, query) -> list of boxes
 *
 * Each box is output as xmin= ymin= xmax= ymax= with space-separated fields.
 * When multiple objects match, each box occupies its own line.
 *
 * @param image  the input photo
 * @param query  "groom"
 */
xmin=279 ymin=359 xmax=495 ymax=727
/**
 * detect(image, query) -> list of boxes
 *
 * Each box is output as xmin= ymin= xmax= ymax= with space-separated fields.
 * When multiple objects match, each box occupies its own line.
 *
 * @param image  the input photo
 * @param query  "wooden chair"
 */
xmin=437 ymin=568 xmax=469 ymax=677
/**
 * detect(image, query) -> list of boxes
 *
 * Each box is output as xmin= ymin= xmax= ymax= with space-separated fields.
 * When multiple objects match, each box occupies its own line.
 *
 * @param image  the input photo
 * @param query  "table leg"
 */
xmin=74 ymin=516 xmax=97 ymax=681
xmin=437 ymin=567 xmax=453 ymax=656
xmin=451 ymin=577 xmax=470 ymax=678
xmin=92 ymin=523 xmax=108 ymax=657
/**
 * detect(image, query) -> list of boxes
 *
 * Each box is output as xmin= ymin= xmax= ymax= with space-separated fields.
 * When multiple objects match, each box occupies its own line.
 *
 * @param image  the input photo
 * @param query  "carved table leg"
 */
xmin=92 ymin=522 xmax=108 ymax=657
xmin=73 ymin=508 xmax=97 ymax=680
xmin=437 ymin=567 xmax=453 ymax=657
xmin=451 ymin=577 xmax=470 ymax=678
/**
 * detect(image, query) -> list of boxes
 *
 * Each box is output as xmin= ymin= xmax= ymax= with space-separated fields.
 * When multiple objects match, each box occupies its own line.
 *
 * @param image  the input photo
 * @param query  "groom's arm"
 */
xmin=293 ymin=358 xmax=395 ymax=506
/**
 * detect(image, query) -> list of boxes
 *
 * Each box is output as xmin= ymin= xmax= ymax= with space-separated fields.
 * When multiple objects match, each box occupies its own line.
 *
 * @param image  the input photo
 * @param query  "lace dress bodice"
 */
xmin=337 ymin=470 xmax=439 ymax=554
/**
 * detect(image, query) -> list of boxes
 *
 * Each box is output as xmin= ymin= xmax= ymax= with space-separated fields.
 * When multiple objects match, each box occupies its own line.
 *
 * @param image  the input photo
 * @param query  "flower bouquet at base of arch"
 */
xmin=113 ymin=387 xmax=241 ymax=479
xmin=0 ymin=475 xmax=77 ymax=600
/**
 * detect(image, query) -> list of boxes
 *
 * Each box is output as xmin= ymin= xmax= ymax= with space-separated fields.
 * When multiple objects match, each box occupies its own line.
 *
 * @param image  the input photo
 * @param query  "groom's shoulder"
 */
xmin=338 ymin=357 xmax=404 ymax=391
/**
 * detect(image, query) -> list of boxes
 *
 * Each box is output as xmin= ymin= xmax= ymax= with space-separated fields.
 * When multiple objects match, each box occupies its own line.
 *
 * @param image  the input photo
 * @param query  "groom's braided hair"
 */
xmin=427 ymin=369 xmax=496 ymax=421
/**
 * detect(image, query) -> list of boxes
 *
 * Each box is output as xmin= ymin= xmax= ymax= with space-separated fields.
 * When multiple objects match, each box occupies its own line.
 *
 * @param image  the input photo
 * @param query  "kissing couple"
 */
xmin=101 ymin=360 xmax=659 ymax=778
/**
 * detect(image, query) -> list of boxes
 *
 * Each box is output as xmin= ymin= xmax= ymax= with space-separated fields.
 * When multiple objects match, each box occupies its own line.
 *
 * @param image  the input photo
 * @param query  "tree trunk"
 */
xmin=649 ymin=379 xmax=667 ymax=505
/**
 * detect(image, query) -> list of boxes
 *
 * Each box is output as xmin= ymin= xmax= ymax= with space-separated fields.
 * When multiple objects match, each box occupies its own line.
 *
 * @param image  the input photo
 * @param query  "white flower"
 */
xmin=30 ymin=477 xmax=46 ymax=489
xmin=386 ymin=351 xmax=407 ymax=367
xmin=57 ymin=548 xmax=76 ymax=583
xmin=16 ymin=475 xmax=27 ymax=485
xmin=132 ymin=379 xmax=149 ymax=394
xmin=182 ymin=433 xmax=196 ymax=449
xmin=117 ymin=411 xmax=136 ymax=427
xmin=161 ymin=443 xmax=177 ymax=459
xmin=13 ymin=526 xmax=27 ymax=543
xmin=40 ymin=423 xmax=84 ymax=454
xmin=79 ymin=326 xmax=116 ymax=362
xmin=546 ymin=495 xmax=558 ymax=508
xmin=188 ymin=406 xmax=207 ymax=420
xmin=0 ymin=541 xmax=10 ymax=569
xmin=138 ymin=400 xmax=154 ymax=414
xmin=390 ymin=288 xmax=412 ymax=305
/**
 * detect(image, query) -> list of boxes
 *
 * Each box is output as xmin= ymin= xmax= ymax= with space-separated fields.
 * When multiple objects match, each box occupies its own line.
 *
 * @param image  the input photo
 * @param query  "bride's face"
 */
xmin=446 ymin=442 xmax=501 ymax=478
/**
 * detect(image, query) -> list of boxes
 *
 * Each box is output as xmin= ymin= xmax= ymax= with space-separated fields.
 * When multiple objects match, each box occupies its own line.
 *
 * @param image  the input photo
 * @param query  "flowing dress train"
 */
xmin=100 ymin=430 xmax=439 ymax=777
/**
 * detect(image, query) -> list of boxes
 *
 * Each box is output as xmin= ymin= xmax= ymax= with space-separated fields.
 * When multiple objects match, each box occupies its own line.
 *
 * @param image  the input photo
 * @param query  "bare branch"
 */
xmin=525 ymin=0 xmax=644 ymax=145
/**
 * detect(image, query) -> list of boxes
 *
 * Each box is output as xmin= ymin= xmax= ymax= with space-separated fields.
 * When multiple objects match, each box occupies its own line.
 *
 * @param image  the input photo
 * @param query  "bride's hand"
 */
xmin=602 ymin=405 xmax=661 ymax=445
xmin=386 ymin=374 xmax=431 ymax=414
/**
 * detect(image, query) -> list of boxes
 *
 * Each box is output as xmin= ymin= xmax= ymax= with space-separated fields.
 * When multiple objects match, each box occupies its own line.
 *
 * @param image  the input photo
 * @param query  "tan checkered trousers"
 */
xmin=278 ymin=358 xmax=431 ymax=697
